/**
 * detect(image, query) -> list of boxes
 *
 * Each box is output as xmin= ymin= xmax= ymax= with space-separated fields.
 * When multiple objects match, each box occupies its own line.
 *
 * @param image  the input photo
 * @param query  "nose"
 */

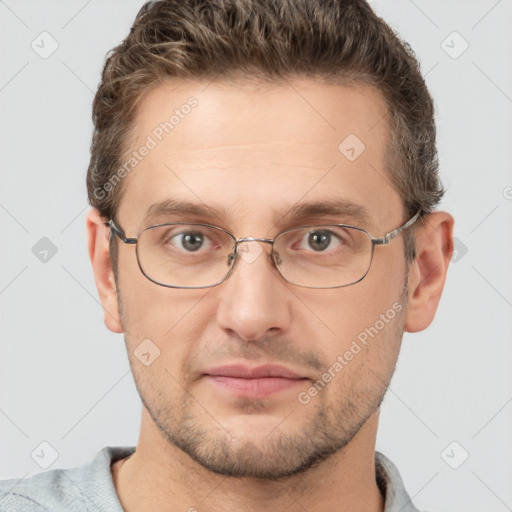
xmin=215 ymin=240 xmax=292 ymax=342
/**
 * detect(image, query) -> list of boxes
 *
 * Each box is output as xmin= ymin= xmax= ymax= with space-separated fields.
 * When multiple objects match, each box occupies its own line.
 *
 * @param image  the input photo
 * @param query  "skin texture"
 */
xmin=87 ymin=77 xmax=454 ymax=512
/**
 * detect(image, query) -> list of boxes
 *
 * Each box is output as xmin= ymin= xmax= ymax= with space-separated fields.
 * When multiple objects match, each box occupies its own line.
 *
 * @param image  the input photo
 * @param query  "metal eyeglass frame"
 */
xmin=104 ymin=209 xmax=422 ymax=289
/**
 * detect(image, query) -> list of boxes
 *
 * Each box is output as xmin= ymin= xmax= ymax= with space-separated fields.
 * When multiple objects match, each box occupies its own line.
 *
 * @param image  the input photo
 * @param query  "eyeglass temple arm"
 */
xmin=104 ymin=220 xmax=137 ymax=245
xmin=371 ymin=209 xmax=422 ymax=246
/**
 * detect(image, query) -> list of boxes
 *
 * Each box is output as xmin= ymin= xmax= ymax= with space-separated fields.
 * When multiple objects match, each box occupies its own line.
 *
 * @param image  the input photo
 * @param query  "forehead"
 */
xmin=116 ymin=77 xmax=402 ymax=232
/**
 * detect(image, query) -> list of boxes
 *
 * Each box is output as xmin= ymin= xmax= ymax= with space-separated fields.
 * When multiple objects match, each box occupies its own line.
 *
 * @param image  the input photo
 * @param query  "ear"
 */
xmin=86 ymin=208 xmax=124 ymax=334
xmin=404 ymin=211 xmax=454 ymax=333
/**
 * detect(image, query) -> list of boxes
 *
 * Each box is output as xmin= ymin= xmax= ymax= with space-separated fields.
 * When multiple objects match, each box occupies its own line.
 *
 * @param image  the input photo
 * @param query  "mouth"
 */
xmin=203 ymin=364 xmax=309 ymax=398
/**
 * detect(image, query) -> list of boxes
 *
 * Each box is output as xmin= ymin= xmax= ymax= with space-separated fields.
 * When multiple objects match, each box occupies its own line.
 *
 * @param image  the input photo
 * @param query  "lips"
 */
xmin=203 ymin=364 xmax=308 ymax=397
xmin=205 ymin=364 xmax=305 ymax=379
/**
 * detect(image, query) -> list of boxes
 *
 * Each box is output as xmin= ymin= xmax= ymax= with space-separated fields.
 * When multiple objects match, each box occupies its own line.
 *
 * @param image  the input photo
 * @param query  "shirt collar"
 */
xmin=375 ymin=451 xmax=422 ymax=512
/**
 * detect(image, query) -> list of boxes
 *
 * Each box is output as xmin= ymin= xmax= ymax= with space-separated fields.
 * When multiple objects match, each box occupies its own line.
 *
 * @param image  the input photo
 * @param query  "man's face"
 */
xmin=112 ymin=78 xmax=409 ymax=479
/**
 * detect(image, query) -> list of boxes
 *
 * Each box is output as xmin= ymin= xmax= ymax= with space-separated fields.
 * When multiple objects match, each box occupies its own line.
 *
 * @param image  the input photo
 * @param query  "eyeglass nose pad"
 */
xmin=226 ymin=251 xmax=237 ymax=267
xmin=272 ymin=250 xmax=282 ymax=267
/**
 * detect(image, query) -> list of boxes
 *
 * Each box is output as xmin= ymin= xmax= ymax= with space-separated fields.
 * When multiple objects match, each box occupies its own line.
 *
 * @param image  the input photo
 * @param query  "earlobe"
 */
xmin=404 ymin=211 xmax=454 ymax=333
xmin=86 ymin=208 xmax=124 ymax=334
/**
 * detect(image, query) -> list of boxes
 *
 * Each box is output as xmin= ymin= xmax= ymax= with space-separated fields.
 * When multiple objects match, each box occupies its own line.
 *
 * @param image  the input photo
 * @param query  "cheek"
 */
xmin=123 ymin=289 xmax=210 ymax=330
xmin=300 ymin=256 xmax=405 ymax=359
xmin=117 ymin=246 xmax=185 ymax=330
xmin=117 ymin=263 xmax=213 ymax=365
xmin=115 ymin=246 xmax=216 ymax=377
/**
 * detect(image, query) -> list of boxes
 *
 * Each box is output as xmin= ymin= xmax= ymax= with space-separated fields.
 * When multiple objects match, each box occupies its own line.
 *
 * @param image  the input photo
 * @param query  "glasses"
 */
xmin=105 ymin=210 xmax=421 ymax=289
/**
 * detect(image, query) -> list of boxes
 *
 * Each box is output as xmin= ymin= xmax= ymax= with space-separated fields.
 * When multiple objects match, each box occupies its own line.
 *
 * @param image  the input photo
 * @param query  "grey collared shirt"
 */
xmin=0 ymin=446 xmax=424 ymax=511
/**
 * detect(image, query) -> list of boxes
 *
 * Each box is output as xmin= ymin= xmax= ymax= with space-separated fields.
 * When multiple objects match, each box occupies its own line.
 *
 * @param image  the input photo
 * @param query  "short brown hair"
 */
xmin=87 ymin=0 xmax=445 ymax=269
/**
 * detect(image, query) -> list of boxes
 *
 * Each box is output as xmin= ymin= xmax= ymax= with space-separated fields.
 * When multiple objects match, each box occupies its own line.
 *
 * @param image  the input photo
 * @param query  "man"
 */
xmin=0 ymin=0 xmax=453 ymax=510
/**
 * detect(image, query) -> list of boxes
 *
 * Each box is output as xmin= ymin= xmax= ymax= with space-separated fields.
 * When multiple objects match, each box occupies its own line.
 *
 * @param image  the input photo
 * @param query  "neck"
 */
xmin=112 ymin=409 xmax=385 ymax=512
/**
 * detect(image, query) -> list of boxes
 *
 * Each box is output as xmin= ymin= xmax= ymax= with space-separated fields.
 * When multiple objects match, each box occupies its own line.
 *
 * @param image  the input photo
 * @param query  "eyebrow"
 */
xmin=143 ymin=199 xmax=226 ymax=225
xmin=283 ymin=200 xmax=372 ymax=228
xmin=143 ymin=198 xmax=373 ymax=229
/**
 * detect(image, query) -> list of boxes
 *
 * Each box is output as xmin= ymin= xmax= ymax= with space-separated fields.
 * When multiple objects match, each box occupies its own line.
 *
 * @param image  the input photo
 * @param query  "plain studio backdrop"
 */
xmin=0 ymin=1 xmax=511 ymax=511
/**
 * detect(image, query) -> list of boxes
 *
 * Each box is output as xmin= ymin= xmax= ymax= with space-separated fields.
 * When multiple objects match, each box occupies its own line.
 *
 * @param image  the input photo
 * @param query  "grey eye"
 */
xmin=178 ymin=232 xmax=204 ymax=252
xmin=307 ymin=231 xmax=332 ymax=251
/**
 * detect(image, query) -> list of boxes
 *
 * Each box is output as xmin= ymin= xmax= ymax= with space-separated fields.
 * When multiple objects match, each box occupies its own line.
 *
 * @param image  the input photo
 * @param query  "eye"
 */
xmin=308 ymin=230 xmax=334 ymax=251
xmin=172 ymin=231 xmax=206 ymax=252
xmin=161 ymin=228 xmax=218 ymax=253
xmin=309 ymin=230 xmax=343 ymax=252
xmin=292 ymin=228 xmax=348 ymax=253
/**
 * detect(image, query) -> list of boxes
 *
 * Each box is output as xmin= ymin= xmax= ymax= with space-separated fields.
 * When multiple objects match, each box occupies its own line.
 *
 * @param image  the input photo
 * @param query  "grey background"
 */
xmin=1 ymin=1 xmax=511 ymax=511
